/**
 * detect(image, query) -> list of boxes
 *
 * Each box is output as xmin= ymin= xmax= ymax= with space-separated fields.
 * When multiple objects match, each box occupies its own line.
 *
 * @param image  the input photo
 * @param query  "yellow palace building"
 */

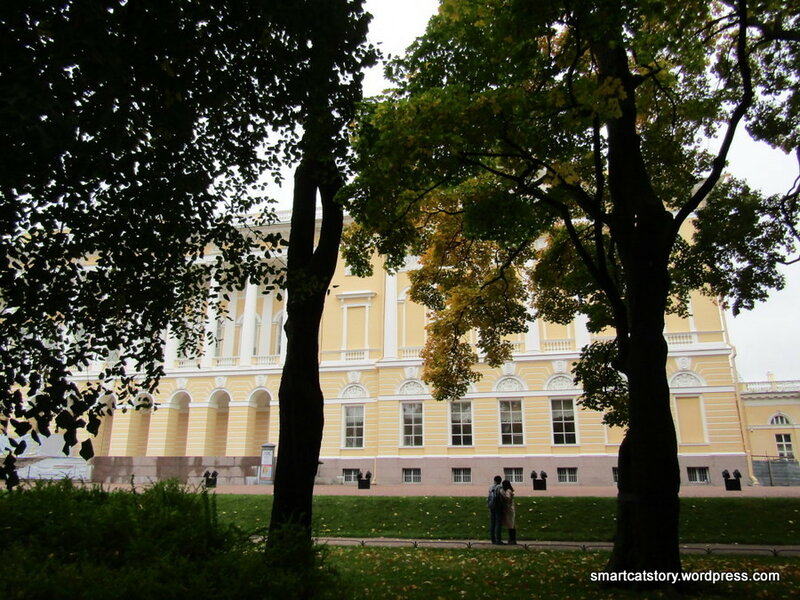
xmin=78 ymin=212 xmax=793 ymax=488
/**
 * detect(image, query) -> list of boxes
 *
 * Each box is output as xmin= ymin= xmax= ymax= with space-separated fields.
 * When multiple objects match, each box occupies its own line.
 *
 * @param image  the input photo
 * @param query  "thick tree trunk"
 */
xmin=591 ymin=8 xmax=683 ymax=577
xmin=607 ymin=238 xmax=682 ymax=577
xmin=268 ymin=159 xmax=343 ymax=552
xmin=607 ymin=318 xmax=682 ymax=575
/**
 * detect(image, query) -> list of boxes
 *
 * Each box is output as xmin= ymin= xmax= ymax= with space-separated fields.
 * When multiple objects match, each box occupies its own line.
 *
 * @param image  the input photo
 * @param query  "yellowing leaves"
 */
xmin=593 ymin=76 xmax=627 ymax=118
xmin=545 ymin=161 xmax=582 ymax=186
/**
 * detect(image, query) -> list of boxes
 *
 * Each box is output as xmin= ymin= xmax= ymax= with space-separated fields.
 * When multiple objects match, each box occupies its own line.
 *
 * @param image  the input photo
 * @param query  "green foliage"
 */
xmin=674 ymin=180 xmax=795 ymax=316
xmin=573 ymin=341 xmax=630 ymax=428
xmin=344 ymin=0 xmax=799 ymax=416
xmin=0 ymin=1 xmax=376 ymax=484
xmin=0 ymin=480 xmax=344 ymax=600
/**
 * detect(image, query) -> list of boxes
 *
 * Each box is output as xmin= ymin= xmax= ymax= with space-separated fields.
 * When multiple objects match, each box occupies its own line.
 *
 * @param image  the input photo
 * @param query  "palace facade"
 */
xmin=74 ymin=213 xmax=793 ymax=487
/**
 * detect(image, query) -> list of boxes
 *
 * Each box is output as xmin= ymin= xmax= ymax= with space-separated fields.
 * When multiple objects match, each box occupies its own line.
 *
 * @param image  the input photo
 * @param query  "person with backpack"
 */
xmin=487 ymin=474 xmax=505 ymax=544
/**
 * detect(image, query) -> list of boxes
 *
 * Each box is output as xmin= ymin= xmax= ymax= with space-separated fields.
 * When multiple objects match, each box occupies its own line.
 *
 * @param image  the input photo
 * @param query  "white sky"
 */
xmin=286 ymin=0 xmax=799 ymax=382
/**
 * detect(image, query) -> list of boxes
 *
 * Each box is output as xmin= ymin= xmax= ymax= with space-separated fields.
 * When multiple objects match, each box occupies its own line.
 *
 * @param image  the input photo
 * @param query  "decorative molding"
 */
xmin=546 ymin=374 xmax=576 ymax=391
xmin=553 ymin=360 xmax=567 ymax=374
xmin=404 ymin=366 xmax=419 ymax=380
xmin=676 ymin=356 xmax=691 ymax=371
xmin=495 ymin=376 xmax=524 ymax=392
xmin=348 ymin=371 xmax=361 ymax=383
xmin=175 ymin=378 xmax=188 ymax=390
xmin=214 ymin=376 xmax=227 ymax=389
xmin=398 ymin=380 xmax=426 ymax=395
xmin=501 ymin=362 xmax=515 ymax=376
xmin=671 ymin=372 xmax=703 ymax=388
xmin=255 ymin=375 xmax=267 ymax=387
xmin=341 ymin=383 xmax=369 ymax=398
xmin=336 ymin=290 xmax=377 ymax=302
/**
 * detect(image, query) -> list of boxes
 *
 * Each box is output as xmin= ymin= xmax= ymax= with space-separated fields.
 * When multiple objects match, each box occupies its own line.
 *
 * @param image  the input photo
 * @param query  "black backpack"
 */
xmin=487 ymin=484 xmax=501 ymax=510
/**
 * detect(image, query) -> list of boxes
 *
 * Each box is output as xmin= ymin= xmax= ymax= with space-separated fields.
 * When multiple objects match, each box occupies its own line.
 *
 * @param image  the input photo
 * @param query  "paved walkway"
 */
xmin=314 ymin=536 xmax=800 ymax=557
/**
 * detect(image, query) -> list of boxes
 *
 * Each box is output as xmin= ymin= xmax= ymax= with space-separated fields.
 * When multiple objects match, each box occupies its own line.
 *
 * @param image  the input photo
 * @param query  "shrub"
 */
xmin=0 ymin=480 xmax=346 ymax=600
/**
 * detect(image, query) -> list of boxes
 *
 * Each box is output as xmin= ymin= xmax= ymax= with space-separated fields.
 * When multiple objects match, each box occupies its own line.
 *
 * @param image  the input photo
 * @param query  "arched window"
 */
xmin=770 ymin=414 xmax=791 ymax=426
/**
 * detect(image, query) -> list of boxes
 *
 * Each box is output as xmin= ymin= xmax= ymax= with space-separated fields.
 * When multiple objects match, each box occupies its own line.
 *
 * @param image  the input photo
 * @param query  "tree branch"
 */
xmin=674 ymin=0 xmax=754 ymax=232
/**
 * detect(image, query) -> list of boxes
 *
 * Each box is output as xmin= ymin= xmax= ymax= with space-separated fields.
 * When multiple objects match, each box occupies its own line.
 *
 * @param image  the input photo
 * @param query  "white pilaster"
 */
xmin=239 ymin=281 xmax=259 ymax=366
xmin=163 ymin=328 xmax=178 ymax=370
xmin=201 ymin=280 xmax=218 ymax=369
xmin=383 ymin=272 xmax=398 ymax=359
xmin=525 ymin=318 xmax=541 ymax=352
xmin=575 ymin=313 xmax=591 ymax=350
xmin=260 ymin=292 xmax=273 ymax=358
xmin=222 ymin=291 xmax=238 ymax=358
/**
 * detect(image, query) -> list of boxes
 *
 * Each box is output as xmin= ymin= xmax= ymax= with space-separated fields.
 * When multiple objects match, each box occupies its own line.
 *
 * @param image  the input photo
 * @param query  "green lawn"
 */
xmin=327 ymin=547 xmax=800 ymax=599
xmin=2 ymin=483 xmax=798 ymax=599
xmin=215 ymin=495 xmax=800 ymax=545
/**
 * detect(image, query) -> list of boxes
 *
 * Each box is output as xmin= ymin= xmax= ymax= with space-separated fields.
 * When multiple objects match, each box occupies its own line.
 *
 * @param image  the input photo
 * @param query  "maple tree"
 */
xmin=345 ymin=0 xmax=798 ymax=576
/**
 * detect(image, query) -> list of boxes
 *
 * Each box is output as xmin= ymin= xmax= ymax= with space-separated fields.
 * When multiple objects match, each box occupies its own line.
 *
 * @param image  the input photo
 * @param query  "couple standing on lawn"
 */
xmin=487 ymin=475 xmax=516 ymax=545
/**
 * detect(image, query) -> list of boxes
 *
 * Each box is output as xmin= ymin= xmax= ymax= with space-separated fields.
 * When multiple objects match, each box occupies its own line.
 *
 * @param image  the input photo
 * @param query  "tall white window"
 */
xmin=252 ymin=315 xmax=262 ymax=356
xmin=551 ymin=398 xmax=576 ymax=445
xmin=214 ymin=320 xmax=226 ymax=358
xmin=450 ymin=401 xmax=473 ymax=446
xmin=499 ymin=399 xmax=523 ymax=445
xmin=402 ymin=402 xmax=423 ymax=447
xmin=272 ymin=311 xmax=285 ymax=356
xmin=776 ymin=434 xmax=794 ymax=459
xmin=344 ymin=405 xmax=364 ymax=448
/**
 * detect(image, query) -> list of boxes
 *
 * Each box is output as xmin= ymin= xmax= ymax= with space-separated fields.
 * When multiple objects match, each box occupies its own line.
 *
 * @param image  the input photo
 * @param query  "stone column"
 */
xmin=525 ymin=318 xmax=541 ymax=352
xmin=163 ymin=329 xmax=179 ymax=371
xmin=200 ymin=280 xmax=218 ymax=369
xmin=239 ymin=281 xmax=259 ymax=366
xmin=575 ymin=313 xmax=591 ymax=350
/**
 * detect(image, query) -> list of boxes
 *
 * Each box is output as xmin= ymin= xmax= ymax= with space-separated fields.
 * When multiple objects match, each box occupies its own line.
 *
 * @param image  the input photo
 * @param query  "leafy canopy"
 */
xmin=0 ymin=0 xmax=374 ymax=482
xmin=344 ymin=0 xmax=798 ymax=416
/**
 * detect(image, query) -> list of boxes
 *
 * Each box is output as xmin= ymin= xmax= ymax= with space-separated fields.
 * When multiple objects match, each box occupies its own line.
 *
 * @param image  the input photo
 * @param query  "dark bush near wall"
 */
xmin=0 ymin=480 xmax=345 ymax=600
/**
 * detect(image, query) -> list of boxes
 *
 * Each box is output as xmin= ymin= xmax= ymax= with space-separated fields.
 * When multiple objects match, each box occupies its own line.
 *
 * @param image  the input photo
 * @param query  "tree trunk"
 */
xmin=607 ymin=238 xmax=682 ymax=577
xmin=268 ymin=158 xmax=343 ymax=553
xmin=591 ymin=9 xmax=683 ymax=577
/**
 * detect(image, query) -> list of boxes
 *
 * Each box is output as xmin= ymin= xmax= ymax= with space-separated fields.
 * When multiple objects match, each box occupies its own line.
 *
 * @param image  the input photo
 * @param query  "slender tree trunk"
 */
xmin=269 ymin=158 xmax=343 ymax=552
